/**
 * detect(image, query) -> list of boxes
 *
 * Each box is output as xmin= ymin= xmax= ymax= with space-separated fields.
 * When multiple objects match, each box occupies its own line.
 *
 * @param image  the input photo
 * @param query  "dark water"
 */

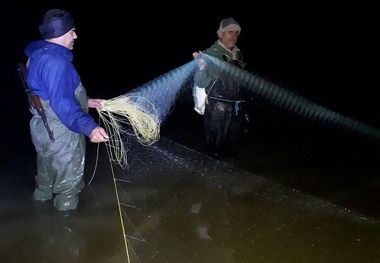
xmin=1 ymin=129 xmax=379 ymax=262
xmin=117 ymin=138 xmax=380 ymax=263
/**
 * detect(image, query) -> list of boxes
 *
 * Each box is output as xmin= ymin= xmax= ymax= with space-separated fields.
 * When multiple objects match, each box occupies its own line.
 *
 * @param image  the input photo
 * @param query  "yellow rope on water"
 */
xmin=105 ymin=144 xmax=131 ymax=263
xmin=88 ymin=94 xmax=160 ymax=262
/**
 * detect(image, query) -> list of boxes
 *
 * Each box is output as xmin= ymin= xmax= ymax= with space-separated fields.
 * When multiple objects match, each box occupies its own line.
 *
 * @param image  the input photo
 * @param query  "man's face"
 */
xmin=220 ymin=30 xmax=239 ymax=50
xmin=59 ymin=28 xmax=77 ymax=50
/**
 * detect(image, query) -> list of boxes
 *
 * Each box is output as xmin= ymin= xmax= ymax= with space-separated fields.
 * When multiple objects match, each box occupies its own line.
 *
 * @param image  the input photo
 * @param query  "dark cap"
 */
xmin=39 ymin=9 xmax=75 ymax=39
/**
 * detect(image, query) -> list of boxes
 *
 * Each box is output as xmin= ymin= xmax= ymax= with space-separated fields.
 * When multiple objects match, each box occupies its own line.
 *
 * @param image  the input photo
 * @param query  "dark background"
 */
xmin=1 ymin=2 xmax=379 ymax=186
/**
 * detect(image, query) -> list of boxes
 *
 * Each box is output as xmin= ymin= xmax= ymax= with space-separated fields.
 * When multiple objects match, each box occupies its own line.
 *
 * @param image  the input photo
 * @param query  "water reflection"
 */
xmin=0 ymin=138 xmax=379 ymax=262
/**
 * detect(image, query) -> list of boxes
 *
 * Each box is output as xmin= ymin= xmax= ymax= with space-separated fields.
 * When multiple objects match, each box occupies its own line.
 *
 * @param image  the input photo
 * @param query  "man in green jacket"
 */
xmin=193 ymin=17 xmax=246 ymax=151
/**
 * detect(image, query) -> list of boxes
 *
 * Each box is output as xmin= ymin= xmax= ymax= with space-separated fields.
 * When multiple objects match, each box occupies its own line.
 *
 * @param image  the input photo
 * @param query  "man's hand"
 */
xmin=88 ymin=98 xmax=104 ymax=109
xmin=89 ymin=127 xmax=109 ymax=143
xmin=192 ymin=51 xmax=207 ymax=70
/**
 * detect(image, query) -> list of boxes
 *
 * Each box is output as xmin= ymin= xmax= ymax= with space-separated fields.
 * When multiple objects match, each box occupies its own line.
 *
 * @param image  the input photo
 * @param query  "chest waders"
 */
xmin=31 ymin=84 xmax=88 ymax=211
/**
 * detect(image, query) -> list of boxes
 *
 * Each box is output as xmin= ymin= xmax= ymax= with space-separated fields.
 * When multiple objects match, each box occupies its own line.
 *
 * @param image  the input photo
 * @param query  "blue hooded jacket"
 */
xmin=24 ymin=40 xmax=98 ymax=137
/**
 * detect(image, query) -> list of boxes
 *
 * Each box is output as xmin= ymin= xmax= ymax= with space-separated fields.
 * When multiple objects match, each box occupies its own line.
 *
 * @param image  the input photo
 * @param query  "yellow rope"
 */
xmin=97 ymin=95 xmax=160 ymax=168
xmin=105 ymin=144 xmax=131 ymax=263
xmin=88 ymin=94 xmax=161 ymax=262
xmin=88 ymin=118 xmax=101 ymax=186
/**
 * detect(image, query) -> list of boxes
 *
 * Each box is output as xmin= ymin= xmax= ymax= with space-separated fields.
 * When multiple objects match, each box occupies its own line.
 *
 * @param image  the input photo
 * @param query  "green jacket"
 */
xmin=194 ymin=41 xmax=246 ymax=100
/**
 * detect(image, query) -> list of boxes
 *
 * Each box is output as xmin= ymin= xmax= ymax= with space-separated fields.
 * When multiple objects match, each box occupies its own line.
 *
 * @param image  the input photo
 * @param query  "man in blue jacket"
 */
xmin=24 ymin=9 xmax=109 ymax=211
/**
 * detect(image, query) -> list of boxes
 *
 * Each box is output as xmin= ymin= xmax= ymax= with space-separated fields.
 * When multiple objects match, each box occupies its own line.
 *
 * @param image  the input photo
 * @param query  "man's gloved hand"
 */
xmin=193 ymin=86 xmax=207 ymax=115
xmin=192 ymin=51 xmax=207 ymax=71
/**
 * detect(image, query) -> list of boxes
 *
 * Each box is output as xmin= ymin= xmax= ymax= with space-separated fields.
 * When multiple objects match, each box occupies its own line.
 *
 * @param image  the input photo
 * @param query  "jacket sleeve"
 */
xmin=194 ymin=45 xmax=225 ymax=89
xmin=41 ymin=55 xmax=98 ymax=137
xmin=194 ymin=68 xmax=213 ymax=89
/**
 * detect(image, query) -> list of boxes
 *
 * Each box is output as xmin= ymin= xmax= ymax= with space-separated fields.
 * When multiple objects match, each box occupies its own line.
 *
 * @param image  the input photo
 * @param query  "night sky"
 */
xmin=1 ymin=2 xmax=379 ymax=159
